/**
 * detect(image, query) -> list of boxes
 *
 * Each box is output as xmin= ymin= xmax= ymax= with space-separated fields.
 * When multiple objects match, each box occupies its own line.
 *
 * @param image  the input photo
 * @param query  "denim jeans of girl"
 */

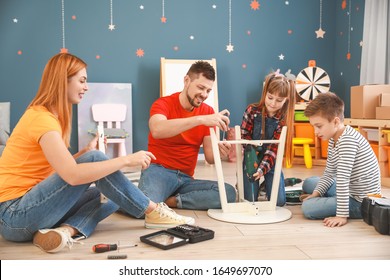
xmin=138 ymin=163 xmax=236 ymax=210
xmin=0 ymin=150 xmax=150 ymax=242
xmin=243 ymin=162 xmax=286 ymax=206
xmin=301 ymin=176 xmax=363 ymax=219
xmin=242 ymin=109 xmax=286 ymax=206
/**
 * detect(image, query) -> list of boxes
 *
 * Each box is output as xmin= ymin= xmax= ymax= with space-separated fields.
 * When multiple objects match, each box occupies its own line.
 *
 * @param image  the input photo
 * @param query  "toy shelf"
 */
xmin=292 ymin=103 xmax=327 ymax=167
xmin=344 ymin=118 xmax=390 ymax=187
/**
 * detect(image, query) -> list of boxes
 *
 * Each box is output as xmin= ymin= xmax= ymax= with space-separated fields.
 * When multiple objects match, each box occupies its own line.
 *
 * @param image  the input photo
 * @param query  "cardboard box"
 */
xmin=351 ymin=85 xmax=390 ymax=119
xmin=376 ymin=106 xmax=390 ymax=120
xmin=379 ymin=93 xmax=390 ymax=106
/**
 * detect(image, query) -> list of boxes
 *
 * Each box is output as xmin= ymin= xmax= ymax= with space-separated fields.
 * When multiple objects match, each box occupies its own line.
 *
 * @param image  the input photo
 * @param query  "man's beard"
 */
xmin=186 ymin=92 xmax=201 ymax=108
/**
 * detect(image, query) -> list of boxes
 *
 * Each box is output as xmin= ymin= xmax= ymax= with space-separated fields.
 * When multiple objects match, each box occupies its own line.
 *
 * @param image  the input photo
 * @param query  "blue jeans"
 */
xmin=301 ymin=176 xmax=362 ymax=219
xmin=138 ymin=164 xmax=236 ymax=210
xmin=0 ymin=150 xmax=150 ymax=242
xmin=243 ymin=161 xmax=286 ymax=206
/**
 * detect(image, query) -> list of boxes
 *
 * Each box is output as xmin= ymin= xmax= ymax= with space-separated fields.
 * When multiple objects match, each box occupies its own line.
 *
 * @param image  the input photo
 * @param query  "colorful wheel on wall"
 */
xmin=295 ymin=66 xmax=330 ymax=101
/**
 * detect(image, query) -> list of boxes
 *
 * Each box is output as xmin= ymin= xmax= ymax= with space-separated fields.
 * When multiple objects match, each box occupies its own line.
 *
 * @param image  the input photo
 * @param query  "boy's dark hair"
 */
xmin=304 ymin=92 xmax=344 ymax=122
xmin=186 ymin=61 xmax=215 ymax=81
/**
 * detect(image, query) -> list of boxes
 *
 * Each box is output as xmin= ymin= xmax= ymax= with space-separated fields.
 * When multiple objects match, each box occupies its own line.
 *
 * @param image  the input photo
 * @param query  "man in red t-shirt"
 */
xmin=138 ymin=61 xmax=237 ymax=210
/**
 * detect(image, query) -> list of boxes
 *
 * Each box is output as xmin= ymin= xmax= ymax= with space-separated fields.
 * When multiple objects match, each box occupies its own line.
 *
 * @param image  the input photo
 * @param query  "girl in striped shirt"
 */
xmin=301 ymin=92 xmax=381 ymax=227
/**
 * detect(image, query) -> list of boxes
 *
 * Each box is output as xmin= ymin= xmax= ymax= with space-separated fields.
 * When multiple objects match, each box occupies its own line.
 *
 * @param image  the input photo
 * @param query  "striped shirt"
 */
xmin=315 ymin=125 xmax=381 ymax=217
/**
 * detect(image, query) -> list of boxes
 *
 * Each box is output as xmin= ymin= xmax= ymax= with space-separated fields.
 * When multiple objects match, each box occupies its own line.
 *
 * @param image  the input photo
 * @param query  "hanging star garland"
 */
xmin=226 ymin=0 xmax=234 ymax=52
xmin=60 ymin=0 xmax=68 ymax=53
xmin=108 ymin=0 xmax=115 ymax=30
xmin=315 ymin=0 xmax=325 ymax=38
xmin=346 ymin=0 xmax=351 ymax=60
xmin=161 ymin=0 xmax=167 ymax=23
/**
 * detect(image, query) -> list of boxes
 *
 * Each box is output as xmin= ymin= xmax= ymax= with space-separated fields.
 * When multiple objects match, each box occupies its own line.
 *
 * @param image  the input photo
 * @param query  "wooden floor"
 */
xmin=1 ymin=161 xmax=389 ymax=260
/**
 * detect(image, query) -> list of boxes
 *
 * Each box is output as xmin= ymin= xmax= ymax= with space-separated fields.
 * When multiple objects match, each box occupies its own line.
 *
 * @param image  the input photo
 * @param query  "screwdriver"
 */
xmin=92 ymin=243 xmax=137 ymax=253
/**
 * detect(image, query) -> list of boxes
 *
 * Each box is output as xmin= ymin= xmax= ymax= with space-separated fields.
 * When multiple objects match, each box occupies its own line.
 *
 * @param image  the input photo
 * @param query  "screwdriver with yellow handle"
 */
xmin=92 ymin=243 xmax=137 ymax=253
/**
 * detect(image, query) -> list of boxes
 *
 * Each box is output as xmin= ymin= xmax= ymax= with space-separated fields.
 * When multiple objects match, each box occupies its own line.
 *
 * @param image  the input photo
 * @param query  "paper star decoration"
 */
xmin=315 ymin=28 xmax=325 ymax=38
xmin=250 ymin=0 xmax=260 ymax=10
xmin=60 ymin=48 xmax=68 ymax=53
xmin=279 ymin=54 xmax=285 ymax=60
xmin=136 ymin=48 xmax=145 ymax=57
xmin=108 ymin=24 xmax=115 ymax=31
xmin=341 ymin=0 xmax=347 ymax=10
xmin=161 ymin=16 xmax=167 ymax=23
xmin=226 ymin=44 xmax=234 ymax=53
xmin=13 ymin=18 xmax=18 ymax=23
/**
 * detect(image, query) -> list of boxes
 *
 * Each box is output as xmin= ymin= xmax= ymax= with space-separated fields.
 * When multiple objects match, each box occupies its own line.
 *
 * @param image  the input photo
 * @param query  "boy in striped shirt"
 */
xmin=301 ymin=92 xmax=381 ymax=227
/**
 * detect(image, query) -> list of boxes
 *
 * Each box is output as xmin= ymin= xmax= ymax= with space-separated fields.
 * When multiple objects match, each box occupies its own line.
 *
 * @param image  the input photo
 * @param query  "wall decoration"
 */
xmin=250 ymin=0 xmax=260 ymax=11
xmin=342 ymin=0 xmax=347 ymax=10
xmin=161 ymin=0 xmax=167 ymax=23
xmin=136 ymin=48 xmax=145 ymax=57
xmin=226 ymin=0 xmax=234 ymax=53
xmin=346 ymin=0 xmax=351 ymax=60
xmin=315 ymin=0 xmax=325 ymax=38
xmin=295 ymin=64 xmax=331 ymax=101
xmin=60 ymin=0 xmax=68 ymax=53
xmin=108 ymin=0 xmax=115 ymax=30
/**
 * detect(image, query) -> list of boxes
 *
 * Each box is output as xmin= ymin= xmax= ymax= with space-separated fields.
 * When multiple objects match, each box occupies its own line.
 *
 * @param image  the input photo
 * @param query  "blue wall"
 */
xmin=0 ymin=0 xmax=365 ymax=153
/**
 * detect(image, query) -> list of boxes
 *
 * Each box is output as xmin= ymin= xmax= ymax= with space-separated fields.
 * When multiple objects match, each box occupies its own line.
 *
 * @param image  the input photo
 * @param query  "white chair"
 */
xmin=207 ymin=125 xmax=292 ymax=224
xmin=91 ymin=103 xmax=128 ymax=157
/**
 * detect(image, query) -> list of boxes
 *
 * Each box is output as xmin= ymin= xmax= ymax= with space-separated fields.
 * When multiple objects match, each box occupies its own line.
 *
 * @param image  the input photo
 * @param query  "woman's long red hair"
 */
xmin=29 ymin=53 xmax=87 ymax=147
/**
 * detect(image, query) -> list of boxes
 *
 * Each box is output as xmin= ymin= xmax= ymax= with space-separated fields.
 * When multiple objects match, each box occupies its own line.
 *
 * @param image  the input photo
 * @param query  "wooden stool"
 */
xmin=286 ymin=137 xmax=313 ymax=169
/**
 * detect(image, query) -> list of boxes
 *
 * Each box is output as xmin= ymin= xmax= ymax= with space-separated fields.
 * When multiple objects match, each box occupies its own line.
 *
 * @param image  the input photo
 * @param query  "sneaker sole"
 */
xmin=33 ymin=231 xmax=63 ymax=253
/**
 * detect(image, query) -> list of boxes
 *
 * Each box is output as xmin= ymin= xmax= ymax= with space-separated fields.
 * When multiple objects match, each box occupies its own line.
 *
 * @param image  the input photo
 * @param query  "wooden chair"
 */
xmin=207 ymin=125 xmax=292 ymax=224
xmin=91 ymin=103 xmax=128 ymax=157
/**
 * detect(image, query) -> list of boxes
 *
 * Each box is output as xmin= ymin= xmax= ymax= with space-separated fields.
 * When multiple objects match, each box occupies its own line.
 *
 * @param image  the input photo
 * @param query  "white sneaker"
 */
xmin=145 ymin=202 xmax=195 ymax=229
xmin=33 ymin=228 xmax=78 ymax=253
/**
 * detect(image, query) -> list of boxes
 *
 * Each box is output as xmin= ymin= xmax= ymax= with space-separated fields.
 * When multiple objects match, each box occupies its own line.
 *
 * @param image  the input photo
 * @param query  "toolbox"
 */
xmin=361 ymin=197 xmax=390 ymax=235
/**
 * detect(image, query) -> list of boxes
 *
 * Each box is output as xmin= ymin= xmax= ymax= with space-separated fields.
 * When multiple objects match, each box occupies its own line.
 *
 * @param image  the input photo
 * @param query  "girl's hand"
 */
xmin=126 ymin=151 xmax=156 ymax=169
xmin=252 ymin=170 xmax=263 ymax=181
xmin=323 ymin=216 xmax=348 ymax=227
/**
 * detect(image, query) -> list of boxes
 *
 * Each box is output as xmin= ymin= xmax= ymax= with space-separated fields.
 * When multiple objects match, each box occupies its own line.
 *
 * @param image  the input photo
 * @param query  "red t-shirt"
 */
xmin=148 ymin=92 xmax=214 ymax=176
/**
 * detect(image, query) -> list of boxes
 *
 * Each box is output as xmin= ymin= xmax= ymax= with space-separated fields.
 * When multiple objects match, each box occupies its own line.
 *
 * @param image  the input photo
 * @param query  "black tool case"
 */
xmin=361 ymin=197 xmax=390 ymax=235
